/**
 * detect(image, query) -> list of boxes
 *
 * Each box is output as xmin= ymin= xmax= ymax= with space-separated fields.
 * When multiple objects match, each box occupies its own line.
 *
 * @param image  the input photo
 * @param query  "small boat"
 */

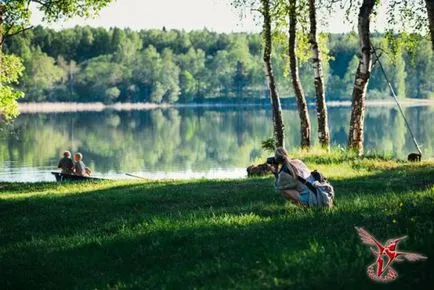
xmin=51 ymin=172 xmax=102 ymax=182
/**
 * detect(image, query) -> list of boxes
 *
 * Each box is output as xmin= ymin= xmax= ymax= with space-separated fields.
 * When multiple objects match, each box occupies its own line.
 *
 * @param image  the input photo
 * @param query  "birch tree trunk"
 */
xmin=0 ymin=3 xmax=4 ymax=90
xmin=288 ymin=0 xmax=311 ymax=149
xmin=347 ymin=0 xmax=375 ymax=154
xmin=308 ymin=0 xmax=329 ymax=149
xmin=426 ymin=0 xmax=434 ymax=50
xmin=262 ymin=0 xmax=285 ymax=147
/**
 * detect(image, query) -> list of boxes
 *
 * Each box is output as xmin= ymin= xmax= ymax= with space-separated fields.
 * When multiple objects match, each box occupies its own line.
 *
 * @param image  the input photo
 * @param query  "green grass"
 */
xmin=0 ymin=158 xmax=433 ymax=289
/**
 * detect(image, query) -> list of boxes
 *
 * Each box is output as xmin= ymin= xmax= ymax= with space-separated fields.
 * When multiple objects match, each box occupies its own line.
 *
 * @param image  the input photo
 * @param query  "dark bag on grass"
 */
xmin=298 ymin=170 xmax=335 ymax=208
xmin=311 ymin=170 xmax=327 ymax=183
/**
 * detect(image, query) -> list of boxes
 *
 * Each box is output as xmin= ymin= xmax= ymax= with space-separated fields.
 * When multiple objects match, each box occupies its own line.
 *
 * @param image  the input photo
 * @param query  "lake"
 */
xmin=1 ymin=104 xmax=433 ymax=182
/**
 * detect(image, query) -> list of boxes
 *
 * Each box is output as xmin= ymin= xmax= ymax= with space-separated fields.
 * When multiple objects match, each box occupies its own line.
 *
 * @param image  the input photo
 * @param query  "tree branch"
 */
xmin=1 ymin=26 xmax=34 ymax=45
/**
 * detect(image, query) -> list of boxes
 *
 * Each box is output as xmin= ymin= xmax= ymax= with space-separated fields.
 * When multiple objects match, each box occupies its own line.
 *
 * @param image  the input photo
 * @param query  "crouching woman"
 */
xmin=272 ymin=147 xmax=317 ymax=207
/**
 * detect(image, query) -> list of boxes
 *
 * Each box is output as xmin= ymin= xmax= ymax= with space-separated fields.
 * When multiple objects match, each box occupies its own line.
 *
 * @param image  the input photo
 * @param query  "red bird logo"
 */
xmin=355 ymin=227 xmax=427 ymax=282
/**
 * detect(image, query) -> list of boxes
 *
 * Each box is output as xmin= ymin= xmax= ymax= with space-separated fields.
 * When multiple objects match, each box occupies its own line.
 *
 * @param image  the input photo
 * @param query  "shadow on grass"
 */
xmin=0 ymin=164 xmax=433 ymax=289
xmin=1 ymin=201 xmax=432 ymax=289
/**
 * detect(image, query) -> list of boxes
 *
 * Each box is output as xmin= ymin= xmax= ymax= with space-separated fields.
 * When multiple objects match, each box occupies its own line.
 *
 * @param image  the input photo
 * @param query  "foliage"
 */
xmin=0 ymin=1 xmax=32 ymax=37
xmin=2 ymin=0 xmax=114 ymax=27
xmin=261 ymin=137 xmax=277 ymax=152
xmin=76 ymin=54 xmax=129 ymax=103
xmin=327 ymin=0 xmax=430 ymax=55
xmin=0 ymin=53 xmax=24 ymax=120
xmin=20 ymin=48 xmax=63 ymax=101
xmin=0 ymin=158 xmax=433 ymax=289
xmin=4 ymin=26 xmax=433 ymax=103
xmin=0 ymin=0 xmax=114 ymax=119
xmin=385 ymin=0 xmax=428 ymax=35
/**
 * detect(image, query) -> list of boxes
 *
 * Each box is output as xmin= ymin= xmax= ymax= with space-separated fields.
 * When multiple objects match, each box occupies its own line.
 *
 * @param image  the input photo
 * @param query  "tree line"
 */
xmin=3 ymin=25 xmax=433 ymax=106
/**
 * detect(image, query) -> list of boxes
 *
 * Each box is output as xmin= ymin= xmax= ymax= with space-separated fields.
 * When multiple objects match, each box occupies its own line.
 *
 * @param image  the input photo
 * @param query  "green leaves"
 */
xmin=0 ymin=85 xmax=24 ymax=120
xmin=19 ymin=49 xmax=63 ymax=101
xmin=0 ymin=0 xmax=114 ymax=119
xmin=1 ymin=0 xmax=32 ymax=38
xmin=0 ymin=53 xmax=23 ymax=83
xmin=0 ymin=53 xmax=25 ymax=120
xmin=35 ymin=0 xmax=113 ymax=22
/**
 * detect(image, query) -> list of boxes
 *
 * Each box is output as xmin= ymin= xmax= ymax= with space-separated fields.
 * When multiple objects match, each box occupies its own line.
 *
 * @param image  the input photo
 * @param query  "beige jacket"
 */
xmin=276 ymin=160 xmax=311 ymax=193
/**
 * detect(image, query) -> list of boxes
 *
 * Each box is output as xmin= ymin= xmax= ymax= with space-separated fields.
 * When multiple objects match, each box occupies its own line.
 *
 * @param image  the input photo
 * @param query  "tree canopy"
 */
xmin=0 ymin=0 xmax=113 ymax=119
xmin=4 ymin=26 xmax=433 ymax=105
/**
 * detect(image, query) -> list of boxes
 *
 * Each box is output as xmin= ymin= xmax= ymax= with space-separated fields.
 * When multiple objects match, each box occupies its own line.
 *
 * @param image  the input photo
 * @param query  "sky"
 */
xmin=29 ymin=0 xmax=387 ymax=33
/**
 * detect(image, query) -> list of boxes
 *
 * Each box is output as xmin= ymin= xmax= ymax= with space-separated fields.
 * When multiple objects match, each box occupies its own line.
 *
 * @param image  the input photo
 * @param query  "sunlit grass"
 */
xmin=0 ymin=156 xmax=433 ymax=289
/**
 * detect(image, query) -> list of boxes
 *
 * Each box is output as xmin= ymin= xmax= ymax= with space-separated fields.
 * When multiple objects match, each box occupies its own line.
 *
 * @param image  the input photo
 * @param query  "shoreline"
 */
xmin=18 ymin=98 xmax=434 ymax=113
xmin=17 ymin=102 xmax=265 ymax=113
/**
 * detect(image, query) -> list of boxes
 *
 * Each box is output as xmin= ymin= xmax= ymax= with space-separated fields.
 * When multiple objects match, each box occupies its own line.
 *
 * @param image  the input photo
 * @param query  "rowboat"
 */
xmin=51 ymin=172 xmax=102 ymax=182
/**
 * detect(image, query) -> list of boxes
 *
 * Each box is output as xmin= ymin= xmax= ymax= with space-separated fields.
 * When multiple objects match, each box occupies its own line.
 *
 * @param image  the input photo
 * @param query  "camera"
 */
xmin=266 ymin=156 xmax=278 ymax=165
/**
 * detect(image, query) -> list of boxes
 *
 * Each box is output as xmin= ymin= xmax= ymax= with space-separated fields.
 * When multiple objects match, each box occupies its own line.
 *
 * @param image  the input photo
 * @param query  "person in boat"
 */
xmin=270 ymin=147 xmax=316 ymax=207
xmin=73 ymin=153 xmax=89 ymax=176
xmin=57 ymin=151 xmax=74 ymax=175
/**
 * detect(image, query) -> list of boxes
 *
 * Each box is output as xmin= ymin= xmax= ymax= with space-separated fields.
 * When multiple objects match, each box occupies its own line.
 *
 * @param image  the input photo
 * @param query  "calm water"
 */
xmin=1 ymin=105 xmax=433 ymax=182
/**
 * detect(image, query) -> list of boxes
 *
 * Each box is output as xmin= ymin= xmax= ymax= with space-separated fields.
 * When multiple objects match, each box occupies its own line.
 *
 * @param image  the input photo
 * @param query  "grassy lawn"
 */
xmin=0 ymin=157 xmax=433 ymax=289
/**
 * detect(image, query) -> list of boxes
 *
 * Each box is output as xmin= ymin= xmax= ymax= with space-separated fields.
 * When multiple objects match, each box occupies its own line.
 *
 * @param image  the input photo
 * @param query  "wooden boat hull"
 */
xmin=52 ymin=172 xmax=101 ymax=182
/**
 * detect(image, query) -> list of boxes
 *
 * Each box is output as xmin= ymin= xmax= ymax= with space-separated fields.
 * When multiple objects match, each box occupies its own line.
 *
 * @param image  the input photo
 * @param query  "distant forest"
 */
xmin=5 ymin=26 xmax=434 ymax=103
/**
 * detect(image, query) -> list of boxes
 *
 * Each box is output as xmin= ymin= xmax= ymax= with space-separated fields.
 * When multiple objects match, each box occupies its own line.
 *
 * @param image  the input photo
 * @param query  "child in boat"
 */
xmin=57 ymin=151 xmax=74 ymax=174
xmin=73 ymin=153 xmax=88 ymax=176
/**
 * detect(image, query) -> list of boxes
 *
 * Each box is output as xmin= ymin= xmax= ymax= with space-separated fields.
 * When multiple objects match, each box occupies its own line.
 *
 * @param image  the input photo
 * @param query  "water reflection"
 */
xmin=1 ymin=106 xmax=432 ymax=182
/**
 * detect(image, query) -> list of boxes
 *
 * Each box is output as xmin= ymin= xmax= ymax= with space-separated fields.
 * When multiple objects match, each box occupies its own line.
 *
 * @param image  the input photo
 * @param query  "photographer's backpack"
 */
xmin=298 ymin=170 xmax=335 ymax=208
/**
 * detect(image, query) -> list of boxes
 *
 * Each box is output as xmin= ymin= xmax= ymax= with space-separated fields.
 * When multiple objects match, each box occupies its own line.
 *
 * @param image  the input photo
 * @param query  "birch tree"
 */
xmin=308 ymin=0 xmax=329 ymax=148
xmin=344 ymin=0 xmax=430 ymax=153
xmin=347 ymin=0 xmax=376 ymax=154
xmin=426 ymin=0 xmax=434 ymax=50
xmin=288 ymin=0 xmax=311 ymax=148
xmin=233 ymin=0 xmax=285 ymax=147
xmin=263 ymin=0 xmax=286 ymax=147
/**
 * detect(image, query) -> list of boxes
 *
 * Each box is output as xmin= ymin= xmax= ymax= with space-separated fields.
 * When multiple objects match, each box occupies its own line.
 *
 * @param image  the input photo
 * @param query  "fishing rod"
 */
xmin=125 ymin=173 xmax=148 ymax=180
xmin=371 ymin=46 xmax=423 ymax=157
